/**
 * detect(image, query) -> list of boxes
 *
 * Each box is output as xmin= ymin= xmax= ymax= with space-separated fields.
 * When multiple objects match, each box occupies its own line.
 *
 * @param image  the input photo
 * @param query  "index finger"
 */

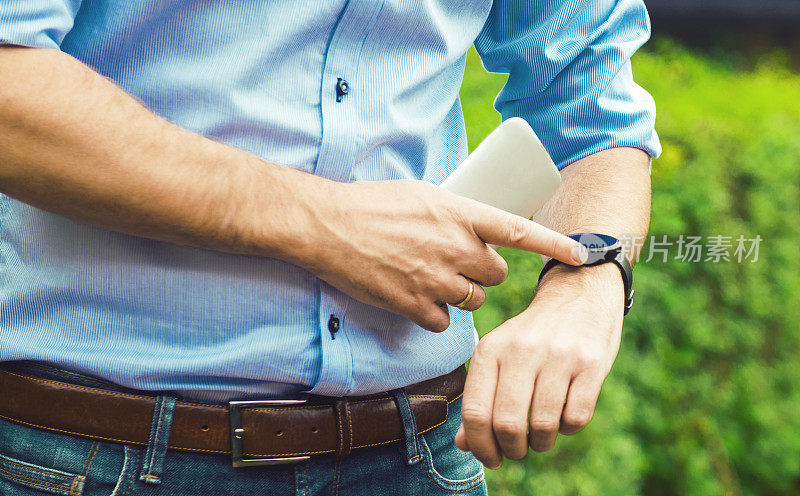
xmin=470 ymin=206 xmax=587 ymax=265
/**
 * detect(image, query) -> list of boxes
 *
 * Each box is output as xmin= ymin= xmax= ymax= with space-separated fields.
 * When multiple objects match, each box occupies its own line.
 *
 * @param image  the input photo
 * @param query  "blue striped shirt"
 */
xmin=0 ymin=0 xmax=660 ymax=401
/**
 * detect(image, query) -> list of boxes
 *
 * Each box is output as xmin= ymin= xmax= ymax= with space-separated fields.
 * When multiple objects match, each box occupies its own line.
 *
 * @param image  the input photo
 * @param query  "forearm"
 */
xmin=0 ymin=46 xmax=323 ymax=262
xmin=532 ymin=146 xmax=651 ymax=298
xmin=533 ymin=146 xmax=651 ymax=254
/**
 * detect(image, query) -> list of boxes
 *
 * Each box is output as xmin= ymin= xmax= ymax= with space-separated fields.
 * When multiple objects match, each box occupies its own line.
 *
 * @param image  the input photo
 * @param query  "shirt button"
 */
xmin=328 ymin=315 xmax=340 ymax=339
xmin=335 ymin=78 xmax=349 ymax=102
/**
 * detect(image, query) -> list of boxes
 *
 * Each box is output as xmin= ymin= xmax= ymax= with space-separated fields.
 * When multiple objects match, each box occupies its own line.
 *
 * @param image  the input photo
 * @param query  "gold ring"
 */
xmin=453 ymin=280 xmax=475 ymax=309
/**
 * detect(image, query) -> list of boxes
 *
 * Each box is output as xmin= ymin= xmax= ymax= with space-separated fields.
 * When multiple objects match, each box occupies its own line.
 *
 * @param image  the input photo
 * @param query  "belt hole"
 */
xmin=311 ymin=426 xmax=318 ymax=434
xmin=276 ymin=430 xmax=284 ymax=437
xmin=200 ymin=425 xmax=209 ymax=432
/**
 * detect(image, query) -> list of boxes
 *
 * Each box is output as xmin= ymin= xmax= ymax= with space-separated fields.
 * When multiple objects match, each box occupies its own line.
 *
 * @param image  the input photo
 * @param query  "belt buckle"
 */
xmin=228 ymin=398 xmax=311 ymax=467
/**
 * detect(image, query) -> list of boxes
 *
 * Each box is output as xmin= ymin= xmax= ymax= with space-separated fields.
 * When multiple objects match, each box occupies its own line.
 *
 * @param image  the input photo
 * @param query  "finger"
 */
xmin=528 ymin=370 xmax=570 ymax=452
xmin=461 ymin=350 xmax=502 ymax=468
xmin=491 ymin=359 xmax=536 ymax=460
xmin=441 ymin=277 xmax=486 ymax=312
xmin=560 ymin=372 xmax=603 ymax=435
xmin=411 ymin=300 xmax=451 ymax=333
xmin=455 ymin=423 xmax=469 ymax=451
xmin=469 ymin=205 xmax=586 ymax=265
xmin=457 ymin=283 xmax=486 ymax=312
xmin=457 ymin=243 xmax=509 ymax=288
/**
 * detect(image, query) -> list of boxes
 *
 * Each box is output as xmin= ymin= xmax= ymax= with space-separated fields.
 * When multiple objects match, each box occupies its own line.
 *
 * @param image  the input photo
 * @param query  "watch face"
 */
xmin=568 ymin=233 xmax=621 ymax=265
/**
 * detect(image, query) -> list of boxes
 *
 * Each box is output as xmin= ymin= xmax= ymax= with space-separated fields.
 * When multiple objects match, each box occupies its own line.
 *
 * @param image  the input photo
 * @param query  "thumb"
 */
xmin=455 ymin=423 xmax=470 ymax=451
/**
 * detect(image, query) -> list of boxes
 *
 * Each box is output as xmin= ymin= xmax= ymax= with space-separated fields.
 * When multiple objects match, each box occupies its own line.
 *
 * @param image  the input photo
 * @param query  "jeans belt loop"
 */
xmin=139 ymin=395 xmax=177 ymax=484
xmin=392 ymin=388 xmax=422 ymax=466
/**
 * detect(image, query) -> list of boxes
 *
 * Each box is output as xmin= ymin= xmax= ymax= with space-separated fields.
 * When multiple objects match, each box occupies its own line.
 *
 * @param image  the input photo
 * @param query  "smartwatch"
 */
xmin=537 ymin=233 xmax=634 ymax=315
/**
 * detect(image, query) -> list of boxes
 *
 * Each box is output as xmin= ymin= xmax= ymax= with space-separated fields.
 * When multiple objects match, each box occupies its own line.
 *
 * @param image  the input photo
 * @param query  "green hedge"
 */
xmin=463 ymin=38 xmax=800 ymax=496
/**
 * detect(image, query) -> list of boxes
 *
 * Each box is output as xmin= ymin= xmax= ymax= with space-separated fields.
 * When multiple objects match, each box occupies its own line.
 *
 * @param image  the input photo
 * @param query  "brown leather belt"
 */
xmin=0 ymin=366 xmax=466 ymax=467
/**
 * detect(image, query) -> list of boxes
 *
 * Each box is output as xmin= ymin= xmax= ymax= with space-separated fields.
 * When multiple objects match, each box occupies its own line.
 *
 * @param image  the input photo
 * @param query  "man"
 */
xmin=0 ymin=0 xmax=659 ymax=495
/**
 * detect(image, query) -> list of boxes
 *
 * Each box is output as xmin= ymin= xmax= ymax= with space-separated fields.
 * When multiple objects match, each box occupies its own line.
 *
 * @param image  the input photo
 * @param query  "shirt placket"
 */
xmin=308 ymin=0 xmax=385 ymax=397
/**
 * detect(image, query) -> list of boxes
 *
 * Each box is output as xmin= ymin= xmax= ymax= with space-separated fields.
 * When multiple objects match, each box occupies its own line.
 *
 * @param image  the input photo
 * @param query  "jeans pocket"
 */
xmin=0 ymin=443 xmax=141 ymax=496
xmin=0 ymin=417 xmax=140 ymax=496
xmin=0 ymin=452 xmax=87 ymax=495
xmin=104 ymin=446 xmax=139 ymax=496
xmin=419 ymin=431 xmax=486 ymax=494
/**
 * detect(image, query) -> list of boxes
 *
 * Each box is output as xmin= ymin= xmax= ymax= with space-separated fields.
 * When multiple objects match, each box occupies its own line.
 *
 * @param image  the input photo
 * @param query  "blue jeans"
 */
xmin=0 ymin=363 xmax=487 ymax=495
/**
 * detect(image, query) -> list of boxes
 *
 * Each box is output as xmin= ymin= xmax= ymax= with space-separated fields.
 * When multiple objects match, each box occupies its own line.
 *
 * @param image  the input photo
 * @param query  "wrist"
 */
xmin=531 ymin=263 xmax=624 ymax=317
xmin=535 ymin=230 xmax=637 ymax=317
xmin=537 ymin=261 xmax=622 ymax=290
xmin=234 ymin=162 xmax=335 ymax=265
xmin=278 ymin=169 xmax=342 ymax=268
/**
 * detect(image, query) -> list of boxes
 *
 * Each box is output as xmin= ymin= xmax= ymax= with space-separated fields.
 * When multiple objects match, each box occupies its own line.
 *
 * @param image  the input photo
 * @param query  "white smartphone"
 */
xmin=441 ymin=117 xmax=560 ymax=219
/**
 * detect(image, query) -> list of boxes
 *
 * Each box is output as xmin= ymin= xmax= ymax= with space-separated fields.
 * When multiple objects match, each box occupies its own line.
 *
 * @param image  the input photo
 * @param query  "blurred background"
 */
xmin=462 ymin=3 xmax=800 ymax=495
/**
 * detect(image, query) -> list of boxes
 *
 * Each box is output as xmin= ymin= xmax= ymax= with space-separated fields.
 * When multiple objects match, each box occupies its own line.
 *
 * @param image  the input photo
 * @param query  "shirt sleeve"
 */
xmin=474 ymin=0 xmax=661 ymax=170
xmin=0 ymin=1 xmax=83 ymax=49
